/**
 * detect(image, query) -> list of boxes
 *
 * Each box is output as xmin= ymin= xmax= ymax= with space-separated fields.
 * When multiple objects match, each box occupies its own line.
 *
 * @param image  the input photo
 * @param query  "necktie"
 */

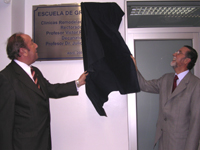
xmin=172 ymin=75 xmax=178 ymax=92
xmin=31 ymin=67 xmax=40 ymax=89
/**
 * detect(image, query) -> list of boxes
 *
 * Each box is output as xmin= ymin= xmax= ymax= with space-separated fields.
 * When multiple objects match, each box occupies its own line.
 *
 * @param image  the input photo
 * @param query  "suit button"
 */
xmin=164 ymin=118 xmax=167 ymax=121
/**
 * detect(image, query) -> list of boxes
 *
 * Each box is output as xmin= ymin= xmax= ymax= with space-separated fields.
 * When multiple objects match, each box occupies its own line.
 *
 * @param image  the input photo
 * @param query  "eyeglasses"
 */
xmin=175 ymin=50 xmax=183 ymax=55
xmin=175 ymin=50 xmax=188 ymax=58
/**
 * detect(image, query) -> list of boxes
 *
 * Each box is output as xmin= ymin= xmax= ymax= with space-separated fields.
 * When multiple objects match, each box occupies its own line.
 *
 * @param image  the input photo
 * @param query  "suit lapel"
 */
xmin=163 ymin=74 xmax=174 ymax=105
xmin=11 ymin=61 xmax=45 ymax=98
xmin=33 ymin=69 xmax=47 ymax=98
xmin=168 ymin=72 xmax=191 ymax=100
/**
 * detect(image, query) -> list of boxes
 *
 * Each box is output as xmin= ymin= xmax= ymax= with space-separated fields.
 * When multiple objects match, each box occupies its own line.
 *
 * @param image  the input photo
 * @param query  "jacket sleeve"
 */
xmin=47 ymin=81 xmax=79 ymax=98
xmin=0 ymin=73 xmax=15 ymax=150
xmin=137 ymin=70 xmax=161 ymax=94
xmin=33 ymin=67 xmax=79 ymax=98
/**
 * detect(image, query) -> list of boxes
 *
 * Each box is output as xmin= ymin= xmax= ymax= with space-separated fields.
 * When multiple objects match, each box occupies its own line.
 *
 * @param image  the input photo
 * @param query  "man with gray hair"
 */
xmin=131 ymin=45 xmax=200 ymax=150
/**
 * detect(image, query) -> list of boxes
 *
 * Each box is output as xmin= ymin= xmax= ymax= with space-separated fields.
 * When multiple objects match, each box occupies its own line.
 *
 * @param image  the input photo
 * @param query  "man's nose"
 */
xmin=173 ymin=51 xmax=177 ymax=56
xmin=35 ymin=43 xmax=38 ymax=48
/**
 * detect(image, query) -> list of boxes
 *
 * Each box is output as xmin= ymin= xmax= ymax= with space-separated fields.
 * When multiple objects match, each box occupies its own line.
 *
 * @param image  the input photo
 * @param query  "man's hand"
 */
xmin=130 ymin=55 xmax=138 ymax=71
xmin=76 ymin=71 xmax=89 ymax=87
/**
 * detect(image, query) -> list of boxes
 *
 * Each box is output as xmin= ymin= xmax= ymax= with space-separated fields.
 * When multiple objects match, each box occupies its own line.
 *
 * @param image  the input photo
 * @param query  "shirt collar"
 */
xmin=176 ymin=70 xmax=189 ymax=82
xmin=14 ymin=59 xmax=31 ymax=75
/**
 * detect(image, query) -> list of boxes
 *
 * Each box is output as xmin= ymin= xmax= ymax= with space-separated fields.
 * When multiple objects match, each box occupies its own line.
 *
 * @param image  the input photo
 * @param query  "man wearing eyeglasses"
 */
xmin=131 ymin=45 xmax=200 ymax=150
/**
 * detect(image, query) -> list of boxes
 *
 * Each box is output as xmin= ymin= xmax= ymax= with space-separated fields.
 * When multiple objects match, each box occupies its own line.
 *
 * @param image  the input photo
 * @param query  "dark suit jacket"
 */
xmin=0 ymin=61 xmax=78 ymax=150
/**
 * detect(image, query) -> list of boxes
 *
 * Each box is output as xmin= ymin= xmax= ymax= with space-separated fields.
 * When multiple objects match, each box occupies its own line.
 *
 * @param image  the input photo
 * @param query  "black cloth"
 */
xmin=81 ymin=2 xmax=140 ymax=116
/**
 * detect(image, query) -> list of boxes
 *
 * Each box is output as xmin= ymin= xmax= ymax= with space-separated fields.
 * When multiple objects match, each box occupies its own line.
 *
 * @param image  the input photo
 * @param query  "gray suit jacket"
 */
xmin=137 ymin=71 xmax=200 ymax=150
xmin=0 ymin=61 xmax=78 ymax=150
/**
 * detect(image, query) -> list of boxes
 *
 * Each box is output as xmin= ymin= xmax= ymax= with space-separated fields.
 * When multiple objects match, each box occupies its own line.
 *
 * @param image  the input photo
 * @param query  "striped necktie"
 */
xmin=31 ymin=67 xmax=40 ymax=89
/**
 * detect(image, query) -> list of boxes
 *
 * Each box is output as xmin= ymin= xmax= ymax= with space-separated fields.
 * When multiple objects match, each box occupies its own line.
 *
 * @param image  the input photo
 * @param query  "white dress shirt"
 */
xmin=176 ymin=70 xmax=189 ymax=86
xmin=14 ymin=59 xmax=34 ymax=81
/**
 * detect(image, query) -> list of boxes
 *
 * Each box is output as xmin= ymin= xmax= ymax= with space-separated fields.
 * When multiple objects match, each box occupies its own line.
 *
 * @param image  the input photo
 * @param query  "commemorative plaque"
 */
xmin=33 ymin=4 xmax=82 ymax=60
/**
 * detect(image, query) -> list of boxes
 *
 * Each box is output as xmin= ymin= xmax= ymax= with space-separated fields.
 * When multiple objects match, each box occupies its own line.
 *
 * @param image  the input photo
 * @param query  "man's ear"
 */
xmin=19 ymin=48 xmax=28 ymax=56
xmin=184 ymin=57 xmax=191 ymax=65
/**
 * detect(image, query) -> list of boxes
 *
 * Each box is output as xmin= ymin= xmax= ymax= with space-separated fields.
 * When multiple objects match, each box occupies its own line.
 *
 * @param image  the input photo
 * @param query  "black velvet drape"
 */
xmin=81 ymin=2 xmax=140 ymax=116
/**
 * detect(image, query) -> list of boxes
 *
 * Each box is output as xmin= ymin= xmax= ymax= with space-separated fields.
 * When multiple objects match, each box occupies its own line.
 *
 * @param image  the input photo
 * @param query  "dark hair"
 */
xmin=184 ymin=45 xmax=198 ymax=70
xmin=6 ymin=33 xmax=27 ymax=60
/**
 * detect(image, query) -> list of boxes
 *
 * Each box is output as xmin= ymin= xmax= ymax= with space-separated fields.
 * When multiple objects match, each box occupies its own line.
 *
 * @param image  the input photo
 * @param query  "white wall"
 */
xmin=0 ymin=0 xmax=129 ymax=150
xmin=0 ymin=1 xmax=11 ymax=70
